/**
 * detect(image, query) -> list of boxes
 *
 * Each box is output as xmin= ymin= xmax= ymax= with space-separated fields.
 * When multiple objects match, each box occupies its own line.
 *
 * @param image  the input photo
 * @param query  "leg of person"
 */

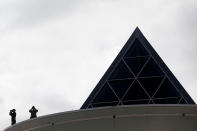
xmin=12 ymin=119 xmax=16 ymax=125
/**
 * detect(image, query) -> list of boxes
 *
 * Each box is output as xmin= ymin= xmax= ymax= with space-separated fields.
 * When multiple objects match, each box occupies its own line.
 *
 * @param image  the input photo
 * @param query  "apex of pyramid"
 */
xmin=132 ymin=27 xmax=143 ymax=36
xmin=81 ymin=28 xmax=195 ymax=109
xmin=134 ymin=26 xmax=140 ymax=32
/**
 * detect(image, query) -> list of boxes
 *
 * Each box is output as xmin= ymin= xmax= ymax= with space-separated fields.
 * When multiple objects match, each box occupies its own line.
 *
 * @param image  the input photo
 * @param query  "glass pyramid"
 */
xmin=81 ymin=27 xmax=195 ymax=109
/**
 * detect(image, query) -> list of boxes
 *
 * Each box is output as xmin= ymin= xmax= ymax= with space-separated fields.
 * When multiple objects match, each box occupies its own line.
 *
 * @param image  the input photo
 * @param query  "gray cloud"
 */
xmin=179 ymin=2 xmax=197 ymax=61
xmin=0 ymin=0 xmax=85 ymax=34
xmin=13 ymin=0 xmax=79 ymax=25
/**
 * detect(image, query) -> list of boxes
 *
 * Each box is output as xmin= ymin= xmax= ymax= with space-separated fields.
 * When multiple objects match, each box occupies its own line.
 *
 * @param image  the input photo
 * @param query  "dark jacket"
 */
xmin=9 ymin=111 xmax=16 ymax=119
xmin=29 ymin=108 xmax=38 ymax=118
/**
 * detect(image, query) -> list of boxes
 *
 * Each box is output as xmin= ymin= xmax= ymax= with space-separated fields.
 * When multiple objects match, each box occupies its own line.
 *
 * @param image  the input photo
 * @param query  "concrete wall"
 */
xmin=5 ymin=105 xmax=197 ymax=131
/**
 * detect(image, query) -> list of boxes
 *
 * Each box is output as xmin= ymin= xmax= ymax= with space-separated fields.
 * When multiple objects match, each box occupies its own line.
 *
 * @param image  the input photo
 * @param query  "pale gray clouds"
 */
xmin=0 ymin=0 xmax=197 ymax=130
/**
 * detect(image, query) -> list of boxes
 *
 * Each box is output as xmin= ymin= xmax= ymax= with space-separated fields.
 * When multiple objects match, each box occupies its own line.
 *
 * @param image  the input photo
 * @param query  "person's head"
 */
xmin=32 ymin=106 xmax=35 ymax=109
xmin=11 ymin=109 xmax=16 ymax=112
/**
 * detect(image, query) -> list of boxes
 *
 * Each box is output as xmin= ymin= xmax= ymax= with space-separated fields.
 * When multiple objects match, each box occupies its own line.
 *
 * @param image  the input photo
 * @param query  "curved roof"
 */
xmin=5 ymin=105 xmax=197 ymax=131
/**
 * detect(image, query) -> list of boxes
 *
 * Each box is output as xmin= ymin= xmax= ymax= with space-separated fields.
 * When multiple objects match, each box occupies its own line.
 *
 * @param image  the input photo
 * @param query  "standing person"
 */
xmin=29 ymin=106 xmax=38 ymax=119
xmin=9 ymin=109 xmax=16 ymax=125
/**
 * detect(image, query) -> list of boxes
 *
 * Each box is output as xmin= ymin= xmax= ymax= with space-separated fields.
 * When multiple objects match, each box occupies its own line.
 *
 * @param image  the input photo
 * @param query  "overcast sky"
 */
xmin=0 ymin=0 xmax=197 ymax=130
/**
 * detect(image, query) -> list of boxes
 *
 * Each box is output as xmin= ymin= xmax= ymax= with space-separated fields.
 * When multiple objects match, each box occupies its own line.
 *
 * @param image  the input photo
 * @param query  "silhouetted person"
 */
xmin=29 ymin=106 xmax=38 ymax=119
xmin=9 ymin=109 xmax=16 ymax=125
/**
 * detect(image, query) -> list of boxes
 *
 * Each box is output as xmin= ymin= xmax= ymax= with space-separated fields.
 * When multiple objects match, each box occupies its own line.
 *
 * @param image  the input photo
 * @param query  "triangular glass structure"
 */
xmin=81 ymin=27 xmax=195 ymax=109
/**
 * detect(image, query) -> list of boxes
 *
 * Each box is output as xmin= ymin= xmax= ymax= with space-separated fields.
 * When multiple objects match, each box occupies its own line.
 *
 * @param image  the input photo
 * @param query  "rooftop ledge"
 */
xmin=5 ymin=105 xmax=197 ymax=131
